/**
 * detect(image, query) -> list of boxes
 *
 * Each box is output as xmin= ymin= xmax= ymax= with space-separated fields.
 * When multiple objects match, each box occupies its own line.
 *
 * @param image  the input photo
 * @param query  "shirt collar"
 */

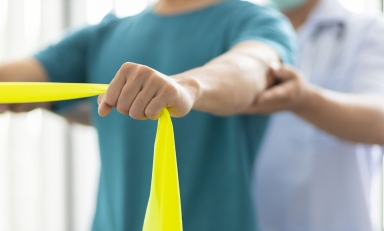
xmin=298 ymin=0 xmax=347 ymax=40
xmin=308 ymin=0 xmax=346 ymax=23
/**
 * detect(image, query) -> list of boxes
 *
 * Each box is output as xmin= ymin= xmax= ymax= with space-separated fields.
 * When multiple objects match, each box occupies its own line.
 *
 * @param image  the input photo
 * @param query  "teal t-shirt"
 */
xmin=35 ymin=1 xmax=296 ymax=230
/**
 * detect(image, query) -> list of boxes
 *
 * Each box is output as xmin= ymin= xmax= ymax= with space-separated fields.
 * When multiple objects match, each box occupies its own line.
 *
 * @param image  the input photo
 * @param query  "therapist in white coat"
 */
xmin=249 ymin=0 xmax=384 ymax=230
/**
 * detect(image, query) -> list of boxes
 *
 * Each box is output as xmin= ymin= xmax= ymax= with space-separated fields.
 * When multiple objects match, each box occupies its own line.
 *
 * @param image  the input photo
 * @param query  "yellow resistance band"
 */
xmin=143 ymin=108 xmax=183 ymax=231
xmin=0 ymin=82 xmax=183 ymax=231
xmin=0 ymin=82 xmax=109 ymax=103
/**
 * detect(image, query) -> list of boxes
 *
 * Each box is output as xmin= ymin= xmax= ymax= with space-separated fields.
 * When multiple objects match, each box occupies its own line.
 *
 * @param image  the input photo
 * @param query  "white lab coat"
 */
xmin=254 ymin=0 xmax=384 ymax=230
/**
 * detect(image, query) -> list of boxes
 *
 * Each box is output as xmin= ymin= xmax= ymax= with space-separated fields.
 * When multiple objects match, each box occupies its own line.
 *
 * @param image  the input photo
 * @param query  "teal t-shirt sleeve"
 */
xmin=34 ymin=14 xmax=119 ymax=84
xmin=34 ymin=16 xmax=118 ymax=111
xmin=34 ymin=26 xmax=95 ymax=84
xmin=228 ymin=3 xmax=297 ymax=64
xmin=33 ymin=26 xmax=98 ymax=111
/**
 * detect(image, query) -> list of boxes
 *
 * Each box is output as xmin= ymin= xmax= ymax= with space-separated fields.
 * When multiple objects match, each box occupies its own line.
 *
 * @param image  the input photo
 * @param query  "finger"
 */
xmin=115 ymin=77 xmax=145 ymax=116
xmin=144 ymin=94 xmax=166 ymax=120
xmin=257 ymin=85 xmax=290 ymax=105
xmin=115 ymin=65 xmax=156 ymax=116
xmin=128 ymin=83 xmax=159 ymax=120
xmin=104 ymin=63 xmax=137 ymax=108
xmin=272 ymin=65 xmax=298 ymax=81
xmin=97 ymin=94 xmax=105 ymax=105
xmin=98 ymin=99 xmax=113 ymax=117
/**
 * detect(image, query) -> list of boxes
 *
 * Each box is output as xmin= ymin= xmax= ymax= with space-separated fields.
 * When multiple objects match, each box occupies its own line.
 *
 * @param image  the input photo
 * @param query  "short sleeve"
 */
xmin=34 ymin=15 xmax=119 ymax=111
xmin=34 ymin=14 xmax=119 ymax=84
xmin=349 ymin=19 xmax=384 ymax=99
xmin=228 ymin=3 xmax=297 ymax=64
xmin=34 ymin=26 xmax=96 ymax=84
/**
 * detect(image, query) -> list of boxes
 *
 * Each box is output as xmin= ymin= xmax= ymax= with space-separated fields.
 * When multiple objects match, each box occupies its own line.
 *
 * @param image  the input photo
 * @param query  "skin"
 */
xmin=245 ymin=0 xmax=384 ymax=145
xmin=97 ymin=41 xmax=277 ymax=119
xmin=282 ymin=0 xmax=320 ymax=30
xmin=0 ymin=59 xmax=50 ymax=113
xmin=0 ymin=0 xmax=279 ymax=120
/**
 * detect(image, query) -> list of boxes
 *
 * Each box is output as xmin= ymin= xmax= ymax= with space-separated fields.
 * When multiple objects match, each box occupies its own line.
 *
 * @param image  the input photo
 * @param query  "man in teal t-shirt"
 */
xmin=0 ymin=0 xmax=295 ymax=230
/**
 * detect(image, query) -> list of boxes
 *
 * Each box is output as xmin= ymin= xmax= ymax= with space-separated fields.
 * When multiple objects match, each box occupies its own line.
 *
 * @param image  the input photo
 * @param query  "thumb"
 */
xmin=98 ymin=95 xmax=113 ymax=117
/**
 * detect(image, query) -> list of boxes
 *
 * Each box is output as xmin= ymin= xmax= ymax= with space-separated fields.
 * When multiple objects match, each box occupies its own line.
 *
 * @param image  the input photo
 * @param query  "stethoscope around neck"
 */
xmin=299 ymin=21 xmax=346 ymax=86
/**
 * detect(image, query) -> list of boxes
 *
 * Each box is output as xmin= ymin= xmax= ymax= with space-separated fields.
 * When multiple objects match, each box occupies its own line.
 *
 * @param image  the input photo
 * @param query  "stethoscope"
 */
xmin=299 ymin=21 xmax=346 ymax=86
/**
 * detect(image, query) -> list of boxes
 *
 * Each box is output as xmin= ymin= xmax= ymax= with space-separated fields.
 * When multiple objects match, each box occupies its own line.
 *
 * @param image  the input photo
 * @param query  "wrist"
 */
xmin=171 ymin=73 xmax=201 ymax=107
xmin=291 ymin=83 xmax=318 ymax=114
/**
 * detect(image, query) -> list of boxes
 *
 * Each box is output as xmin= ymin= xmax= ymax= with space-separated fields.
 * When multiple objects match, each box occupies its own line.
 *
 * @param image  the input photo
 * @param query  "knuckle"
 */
xmin=137 ymin=66 xmax=155 ymax=79
xmin=104 ymin=95 xmax=116 ymax=107
xmin=135 ymin=65 xmax=144 ymax=73
xmin=121 ymin=62 xmax=133 ymax=72
xmin=148 ymin=74 xmax=162 ymax=85
xmin=148 ymin=79 xmax=163 ymax=90
xmin=163 ymin=85 xmax=178 ymax=97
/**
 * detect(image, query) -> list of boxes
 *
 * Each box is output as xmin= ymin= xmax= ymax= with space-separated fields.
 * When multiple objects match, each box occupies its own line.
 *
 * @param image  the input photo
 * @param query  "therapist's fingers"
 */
xmin=257 ymin=82 xmax=293 ymax=105
xmin=272 ymin=65 xmax=298 ymax=81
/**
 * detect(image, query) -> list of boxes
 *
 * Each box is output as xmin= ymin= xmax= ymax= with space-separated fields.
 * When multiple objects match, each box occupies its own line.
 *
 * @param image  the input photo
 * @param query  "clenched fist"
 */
xmin=98 ymin=62 xmax=197 ymax=120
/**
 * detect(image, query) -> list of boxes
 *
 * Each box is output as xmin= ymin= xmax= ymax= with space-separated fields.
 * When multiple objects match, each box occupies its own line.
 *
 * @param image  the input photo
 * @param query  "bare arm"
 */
xmin=0 ymin=58 xmax=50 ymax=113
xmin=98 ymin=41 xmax=280 ymax=119
xmin=296 ymin=87 xmax=384 ymax=145
xmin=0 ymin=58 xmax=49 ymax=82
xmin=176 ymin=41 xmax=278 ymax=116
xmin=245 ymin=65 xmax=384 ymax=145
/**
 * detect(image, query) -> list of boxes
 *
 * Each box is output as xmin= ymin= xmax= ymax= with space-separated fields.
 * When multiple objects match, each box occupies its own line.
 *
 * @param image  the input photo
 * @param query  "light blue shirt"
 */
xmin=35 ymin=1 xmax=296 ymax=230
xmin=254 ymin=0 xmax=384 ymax=230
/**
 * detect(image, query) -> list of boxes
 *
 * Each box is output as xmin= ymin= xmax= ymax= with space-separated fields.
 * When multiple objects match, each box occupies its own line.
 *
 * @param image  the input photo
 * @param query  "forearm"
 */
xmin=173 ymin=42 xmax=279 ymax=116
xmin=0 ymin=58 xmax=49 ymax=82
xmin=0 ymin=58 xmax=51 ymax=113
xmin=295 ymin=86 xmax=384 ymax=144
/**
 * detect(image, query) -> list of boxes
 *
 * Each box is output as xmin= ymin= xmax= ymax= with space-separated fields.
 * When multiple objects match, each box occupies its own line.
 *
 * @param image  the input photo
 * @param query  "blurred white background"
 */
xmin=0 ymin=1 xmax=155 ymax=231
xmin=0 ymin=0 xmax=382 ymax=231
